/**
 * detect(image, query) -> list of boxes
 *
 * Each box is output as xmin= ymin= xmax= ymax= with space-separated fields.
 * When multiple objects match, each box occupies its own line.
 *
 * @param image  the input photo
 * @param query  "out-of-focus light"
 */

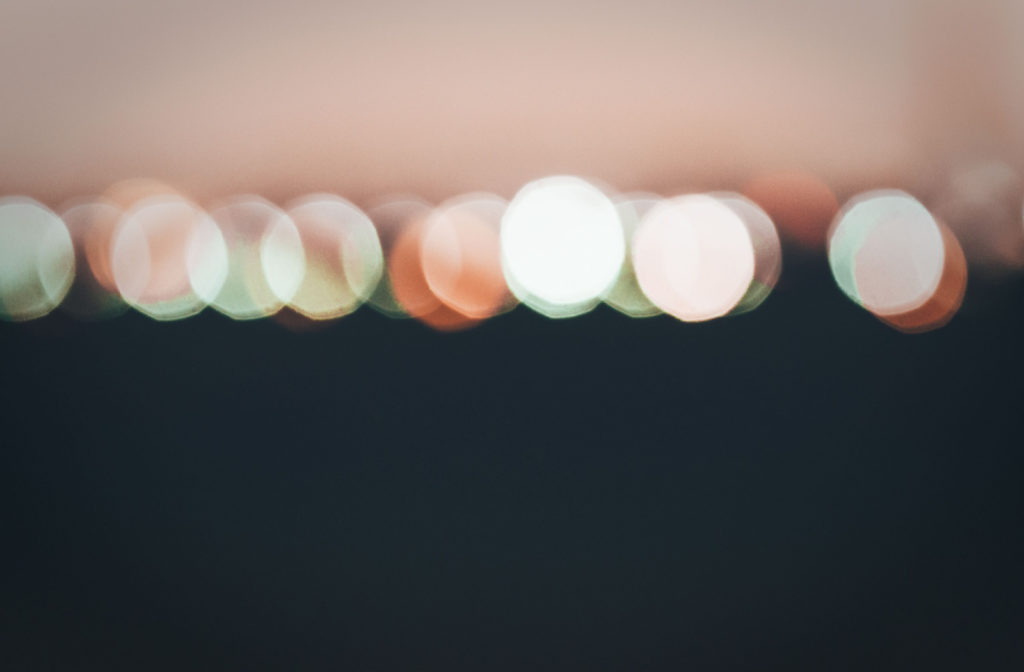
xmin=421 ymin=194 xmax=515 ymax=320
xmin=208 ymin=196 xmax=303 ymax=320
xmin=0 ymin=198 xmax=75 ymax=321
xmin=389 ymin=211 xmax=478 ymax=331
xmin=829 ymin=190 xmax=965 ymax=331
xmin=743 ymin=171 xmax=838 ymax=250
xmin=285 ymin=195 xmax=382 ymax=321
xmin=501 ymin=176 xmax=625 ymax=318
xmin=878 ymin=222 xmax=967 ymax=334
xmin=111 ymin=195 xmax=228 ymax=321
xmin=60 ymin=199 xmax=127 ymax=319
xmin=931 ymin=161 xmax=1024 ymax=272
xmin=365 ymin=197 xmax=431 ymax=318
xmin=714 ymin=193 xmax=783 ymax=314
xmin=606 ymin=194 xmax=662 ymax=318
xmin=633 ymin=195 xmax=755 ymax=322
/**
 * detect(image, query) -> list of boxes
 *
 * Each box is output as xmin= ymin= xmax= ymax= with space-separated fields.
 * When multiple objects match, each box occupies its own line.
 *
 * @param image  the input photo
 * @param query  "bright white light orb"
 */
xmin=0 ymin=198 xmax=74 ymax=321
xmin=501 ymin=176 xmax=625 ymax=318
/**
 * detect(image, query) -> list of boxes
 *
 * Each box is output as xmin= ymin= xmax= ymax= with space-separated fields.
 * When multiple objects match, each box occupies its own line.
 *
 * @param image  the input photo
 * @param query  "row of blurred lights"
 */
xmin=0 ymin=174 xmax=997 ymax=333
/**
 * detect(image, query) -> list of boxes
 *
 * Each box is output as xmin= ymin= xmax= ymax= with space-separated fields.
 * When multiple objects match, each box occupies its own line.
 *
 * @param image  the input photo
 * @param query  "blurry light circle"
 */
xmin=209 ymin=196 xmax=303 ymax=320
xmin=829 ymin=191 xmax=945 ymax=317
xmin=501 ymin=176 xmax=625 ymax=318
xmin=0 ymin=198 xmax=74 ymax=321
xmin=878 ymin=222 xmax=967 ymax=334
xmin=633 ymin=195 xmax=755 ymax=322
xmin=389 ymin=214 xmax=478 ymax=331
xmin=421 ymin=194 xmax=514 ymax=320
xmin=60 ymin=199 xmax=127 ymax=319
xmin=365 ymin=197 xmax=432 ymax=318
xmin=606 ymin=194 xmax=662 ymax=318
xmin=285 ymin=195 xmax=383 ymax=320
xmin=111 ymin=196 xmax=228 ymax=321
xmin=714 ymin=193 xmax=782 ymax=315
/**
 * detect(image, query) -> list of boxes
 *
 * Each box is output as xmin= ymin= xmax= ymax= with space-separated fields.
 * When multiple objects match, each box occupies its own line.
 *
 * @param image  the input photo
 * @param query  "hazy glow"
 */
xmin=606 ymin=195 xmax=662 ymax=317
xmin=633 ymin=195 xmax=755 ymax=322
xmin=932 ymin=161 xmax=1024 ymax=271
xmin=0 ymin=198 xmax=74 ymax=321
xmin=421 ymin=194 xmax=514 ymax=320
xmin=60 ymin=199 xmax=127 ymax=319
xmin=209 ymin=196 xmax=303 ymax=320
xmin=111 ymin=195 xmax=228 ymax=321
xmin=743 ymin=172 xmax=839 ymax=250
xmin=501 ymin=176 xmax=625 ymax=318
xmin=365 ymin=197 xmax=432 ymax=318
xmin=715 ymin=193 xmax=783 ymax=314
xmin=829 ymin=191 xmax=946 ymax=317
xmin=285 ymin=195 xmax=383 ymax=320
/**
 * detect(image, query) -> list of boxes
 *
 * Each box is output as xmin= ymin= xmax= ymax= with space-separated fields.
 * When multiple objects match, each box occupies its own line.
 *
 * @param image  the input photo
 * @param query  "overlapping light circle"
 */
xmin=60 ymin=199 xmax=126 ymax=319
xmin=421 ymin=194 xmax=514 ymax=321
xmin=110 ymin=195 xmax=228 ymax=321
xmin=714 ymin=193 xmax=783 ymax=315
xmin=828 ymin=190 xmax=966 ymax=332
xmin=284 ymin=195 xmax=383 ymax=321
xmin=208 ymin=196 xmax=303 ymax=320
xmin=605 ymin=195 xmax=662 ymax=318
xmin=0 ymin=173 xmax=1002 ymax=334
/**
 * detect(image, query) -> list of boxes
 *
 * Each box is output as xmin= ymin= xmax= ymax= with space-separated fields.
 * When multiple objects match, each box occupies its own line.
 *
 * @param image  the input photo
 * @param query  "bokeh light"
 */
xmin=388 ymin=210 xmax=478 ymax=332
xmin=878 ymin=221 xmax=967 ymax=334
xmin=0 ymin=198 xmax=75 ymax=321
xmin=365 ymin=197 xmax=432 ymax=319
xmin=605 ymin=194 xmax=662 ymax=318
xmin=285 ymin=195 xmax=382 ymax=321
xmin=111 ymin=195 xmax=228 ymax=321
xmin=59 ymin=199 xmax=127 ymax=319
xmin=829 ymin=190 xmax=965 ymax=331
xmin=714 ymin=193 xmax=783 ymax=315
xmin=209 ymin=196 xmax=303 ymax=320
xmin=421 ymin=194 xmax=515 ymax=320
xmin=501 ymin=176 xmax=625 ymax=318
xmin=633 ymin=195 xmax=755 ymax=322
xmin=743 ymin=171 xmax=839 ymax=250
xmin=931 ymin=161 xmax=1024 ymax=272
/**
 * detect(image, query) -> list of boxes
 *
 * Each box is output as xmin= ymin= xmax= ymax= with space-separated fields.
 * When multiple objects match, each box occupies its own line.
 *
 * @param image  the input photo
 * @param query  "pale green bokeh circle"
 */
xmin=0 ymin=198 xmax=75 ymax=321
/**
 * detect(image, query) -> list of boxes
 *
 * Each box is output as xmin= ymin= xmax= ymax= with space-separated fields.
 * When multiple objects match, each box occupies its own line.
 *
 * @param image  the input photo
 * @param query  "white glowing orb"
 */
xmin=633 ymin=195 xmax=755 ymax=322
xmin=0 ymin=198 xmax=75 ymax=321
xmin=501 ymin=176 xmax=625 ymax=318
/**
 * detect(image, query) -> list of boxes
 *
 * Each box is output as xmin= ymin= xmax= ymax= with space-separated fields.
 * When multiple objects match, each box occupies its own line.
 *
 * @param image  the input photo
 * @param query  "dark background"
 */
xmin=3 ymin=258 xmax=1023 ymax=671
